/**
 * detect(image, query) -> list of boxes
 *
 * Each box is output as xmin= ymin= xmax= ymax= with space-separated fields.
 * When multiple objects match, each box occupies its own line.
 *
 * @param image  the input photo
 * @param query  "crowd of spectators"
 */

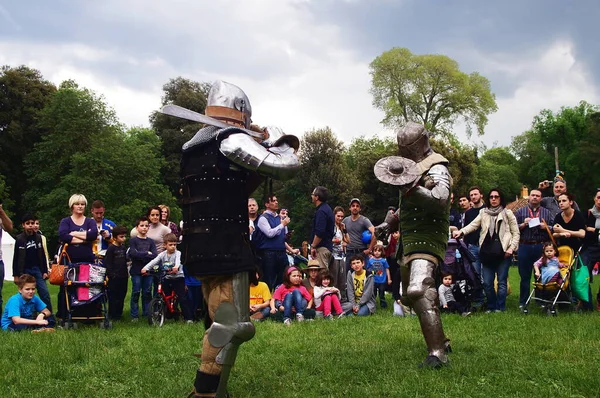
xmin=2 ymin=176 xmax=600 ymax=332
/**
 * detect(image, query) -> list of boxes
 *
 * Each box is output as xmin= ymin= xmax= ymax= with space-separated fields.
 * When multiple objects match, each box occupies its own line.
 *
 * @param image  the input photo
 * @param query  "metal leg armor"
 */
xmin=194 ymin=272 xmax=255 ymax=397
xmin=405 ymin=258 xmax=449 ymax=368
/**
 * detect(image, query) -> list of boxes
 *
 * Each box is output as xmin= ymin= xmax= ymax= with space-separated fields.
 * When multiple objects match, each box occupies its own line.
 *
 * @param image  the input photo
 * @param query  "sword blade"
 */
xmin=160 ymin=104 xmax=264 ymax=139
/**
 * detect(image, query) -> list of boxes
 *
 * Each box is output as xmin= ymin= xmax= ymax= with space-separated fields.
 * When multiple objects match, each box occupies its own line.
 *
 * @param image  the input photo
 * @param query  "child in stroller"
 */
xmin=438 ymin=272 xmax=471 ymax=316
xmin=441 ymin=238 xmax=483 ymax=314
xmin=533 ymin=242 xmax=567 ymax=285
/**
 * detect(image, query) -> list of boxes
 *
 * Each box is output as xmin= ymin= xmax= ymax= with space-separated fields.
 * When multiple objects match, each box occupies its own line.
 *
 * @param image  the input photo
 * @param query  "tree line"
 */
xmin=1 ymin=56 xmax=598 ymax=251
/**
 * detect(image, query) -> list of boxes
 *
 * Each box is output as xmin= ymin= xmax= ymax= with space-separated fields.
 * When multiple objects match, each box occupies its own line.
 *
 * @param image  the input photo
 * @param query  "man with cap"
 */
xmin=160 ymin=80 xmax=300 ymax=397
xmin=342 ymin=198 xmax=376 ymax=274
xmin=374 ymin=121 xmax=452 ymax=368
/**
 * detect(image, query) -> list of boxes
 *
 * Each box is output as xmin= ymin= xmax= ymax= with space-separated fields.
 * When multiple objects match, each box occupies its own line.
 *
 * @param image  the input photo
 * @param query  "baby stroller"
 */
xmin=441 ymin=238 xmax=483 ymax=312
xmin=62 ymin=262 xmax=112 ymax=329
xmin=522 ymin=246 xmax=575 ymax=316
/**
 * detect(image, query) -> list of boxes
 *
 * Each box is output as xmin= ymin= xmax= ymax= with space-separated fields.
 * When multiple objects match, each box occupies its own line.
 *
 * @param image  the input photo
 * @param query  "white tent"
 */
xmin=2 ymin=231 xmax=15 ymax=280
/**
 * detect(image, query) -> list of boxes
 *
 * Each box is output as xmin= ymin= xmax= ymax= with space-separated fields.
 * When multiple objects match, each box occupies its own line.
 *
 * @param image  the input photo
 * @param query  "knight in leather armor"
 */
xmin=374 ymin=122 xmax=451 ymax=368
xmin=161 ymin=80 xmax=299 ymax=397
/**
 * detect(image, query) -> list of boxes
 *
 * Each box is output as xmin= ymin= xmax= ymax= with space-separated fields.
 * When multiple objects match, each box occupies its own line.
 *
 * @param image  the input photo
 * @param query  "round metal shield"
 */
xmin=374 ymin=156 xmax=420 ymax=186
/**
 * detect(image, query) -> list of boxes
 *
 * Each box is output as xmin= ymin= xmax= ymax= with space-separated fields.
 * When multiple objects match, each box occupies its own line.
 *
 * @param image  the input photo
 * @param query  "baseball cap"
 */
xmin=349 ymin=198 xmax=361 ymax=206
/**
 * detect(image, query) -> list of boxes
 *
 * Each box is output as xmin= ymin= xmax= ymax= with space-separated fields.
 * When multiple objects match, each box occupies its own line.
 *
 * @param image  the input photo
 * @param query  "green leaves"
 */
xmin=369 ymin=47 xmax=497 ymax=137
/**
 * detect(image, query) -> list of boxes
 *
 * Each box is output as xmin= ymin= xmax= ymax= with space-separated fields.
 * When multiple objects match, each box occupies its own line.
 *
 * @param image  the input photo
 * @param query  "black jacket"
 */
xmin=13 ymin=232 xmax=49 ymax=276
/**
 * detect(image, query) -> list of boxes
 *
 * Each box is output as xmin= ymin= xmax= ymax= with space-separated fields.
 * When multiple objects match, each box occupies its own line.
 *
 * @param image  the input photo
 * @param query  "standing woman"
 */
xmin=453 ymin=188 xmax=519 ymax=312
xmin=159 ymin=204 xmax=180 ymax=239
xmin=331 ymin=206 xmax=349 ymax=300
xmin=552 ymin=192 xmax=586 ymax=253
xmin=57 ymin=194 xmax=98 ymax=319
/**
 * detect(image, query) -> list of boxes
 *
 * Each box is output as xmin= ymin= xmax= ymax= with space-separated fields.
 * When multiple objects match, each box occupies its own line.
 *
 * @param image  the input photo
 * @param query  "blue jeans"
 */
xmin=7 ymin=316 xmax=57 ymax=331
xmin=130 ymin=275 xmax=153 ymax=318
xmin=517 ymin=243 xmax=542 ymax=305
xmin=375 ymin=282 xmax=387 ymax=307
xmin=277 ymin=290 xmax=307 ymax=319
xmin=482 ymin=256 xmax=510 ymax=311
xmin=468 ymin=244 xmax=485 ymax=306
xmin=262 ymin=250 xmax=288 ymax=291
xmin=23 ymin=268 xmax=53 ymax=313
xmin=345 ymin=304 xmax=371 ymax=316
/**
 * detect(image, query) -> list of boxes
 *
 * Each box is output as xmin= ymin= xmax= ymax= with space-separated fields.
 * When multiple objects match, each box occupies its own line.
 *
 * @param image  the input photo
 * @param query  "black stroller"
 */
xmin=440 ymin=238 xmax=483 ymax=312
xmin=62 ymin=262 xmax=112 ymax=329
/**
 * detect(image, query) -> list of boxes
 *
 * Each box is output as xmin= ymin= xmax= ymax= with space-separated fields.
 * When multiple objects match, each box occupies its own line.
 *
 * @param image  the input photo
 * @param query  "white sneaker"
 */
xmin=186 ymin=320 xmax=194 ymax=324
xmin=296 ymin=314 xmax=305 ymax=322
xmin=283 ymin=318 xmax=292 ymax=326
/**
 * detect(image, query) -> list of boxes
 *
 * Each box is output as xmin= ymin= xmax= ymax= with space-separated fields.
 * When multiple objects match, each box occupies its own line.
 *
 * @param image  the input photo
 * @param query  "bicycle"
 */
xmin=146 ymin=267 xmax=181 ymax=327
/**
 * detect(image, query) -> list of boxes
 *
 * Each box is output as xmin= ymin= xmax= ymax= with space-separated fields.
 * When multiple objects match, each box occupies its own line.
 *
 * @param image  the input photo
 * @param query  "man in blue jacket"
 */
xmin=310 ymin=186 xmax=335 ymax=270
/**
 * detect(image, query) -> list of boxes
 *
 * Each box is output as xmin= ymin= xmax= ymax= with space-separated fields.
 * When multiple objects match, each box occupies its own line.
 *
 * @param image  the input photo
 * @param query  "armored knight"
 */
xmin=160 ymin=80 xmax=300 ymax=397
xmin=374 ymin=122 xmax=451 ymax=368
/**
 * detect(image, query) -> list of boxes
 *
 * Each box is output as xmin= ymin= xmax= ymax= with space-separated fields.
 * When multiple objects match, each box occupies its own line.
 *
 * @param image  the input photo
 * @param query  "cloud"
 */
xmin=0 ymin=0 xmax=386 ymax=142
xmin=457 ymin=41 xmax=599 ymax=148
xmin=0 ymin=0 xmax=598 ymax=150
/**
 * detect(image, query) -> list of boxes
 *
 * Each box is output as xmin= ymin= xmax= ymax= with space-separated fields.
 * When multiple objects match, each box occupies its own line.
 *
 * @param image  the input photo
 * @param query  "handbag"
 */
xmin=571 ymin=256 xmax=591 ymax=302
xmin=479 ymin=229 xmax=504 ymax=264
xmin=49 ymin=246 xmax=71 ymax=285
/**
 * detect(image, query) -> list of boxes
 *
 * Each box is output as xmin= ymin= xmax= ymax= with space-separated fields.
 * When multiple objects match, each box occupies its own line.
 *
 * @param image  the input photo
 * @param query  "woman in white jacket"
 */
xmin=453 ymin=188 xmax=520 ymax=312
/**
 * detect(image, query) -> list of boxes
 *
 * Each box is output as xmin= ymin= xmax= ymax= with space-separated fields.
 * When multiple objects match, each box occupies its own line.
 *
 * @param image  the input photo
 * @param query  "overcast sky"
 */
xmin=1 ymin=0 xmax=598 ymax=148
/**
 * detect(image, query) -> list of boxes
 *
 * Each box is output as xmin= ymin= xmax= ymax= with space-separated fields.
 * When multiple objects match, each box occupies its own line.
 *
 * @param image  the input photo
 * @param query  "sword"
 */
xmin=160 ymin=104 xmax=265 ymax=140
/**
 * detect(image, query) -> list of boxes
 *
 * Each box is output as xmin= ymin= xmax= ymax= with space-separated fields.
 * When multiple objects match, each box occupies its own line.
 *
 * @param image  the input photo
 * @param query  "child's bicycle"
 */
xmin=147 ymin=266 xmax=181 ymax=327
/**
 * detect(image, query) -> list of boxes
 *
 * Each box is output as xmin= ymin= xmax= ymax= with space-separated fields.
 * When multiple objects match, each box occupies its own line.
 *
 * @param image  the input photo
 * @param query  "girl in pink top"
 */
xmin=314 ymin=270 xmax=344 ymax=319
xmin=270 ymin=267 xmax=312 ymax=325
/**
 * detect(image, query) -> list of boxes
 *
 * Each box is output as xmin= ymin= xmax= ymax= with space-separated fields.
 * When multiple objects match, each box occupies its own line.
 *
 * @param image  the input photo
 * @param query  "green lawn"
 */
xmin=1 ymin=267 xmax=599 ymax=398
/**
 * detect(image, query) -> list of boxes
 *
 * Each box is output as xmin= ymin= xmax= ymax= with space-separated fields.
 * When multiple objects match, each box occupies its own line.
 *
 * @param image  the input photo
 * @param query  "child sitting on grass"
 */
xmin=270 ymin=267 xmax=312 ymax=325
xmin=250 ymin=269 xmax=272 ymax=321
xmin=342 ymin=255 xmax=376 ymax=316
xmin=313 ymin=270 xmax=343 ymax=319
xmin=533 ymin=242 xmax=567 ymax=285
xmin=1 ymin=274 xmax=55 ymax=332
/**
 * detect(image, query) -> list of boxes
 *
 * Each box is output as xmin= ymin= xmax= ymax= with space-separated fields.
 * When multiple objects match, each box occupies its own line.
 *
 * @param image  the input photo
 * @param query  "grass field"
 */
xmin=1 ymin=267 xmax=599 ymax=398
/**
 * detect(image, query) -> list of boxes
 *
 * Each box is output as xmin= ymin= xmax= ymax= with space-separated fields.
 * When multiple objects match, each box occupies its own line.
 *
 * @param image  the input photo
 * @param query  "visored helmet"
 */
xmin=396 ymin=122 xmax=432 ymax=162
xmin=205 ymin=80 xmax=252 ymax=128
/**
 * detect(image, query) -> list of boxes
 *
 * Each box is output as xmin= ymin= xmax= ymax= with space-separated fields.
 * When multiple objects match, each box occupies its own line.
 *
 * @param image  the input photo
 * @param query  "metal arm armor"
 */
xmin=220 ymin=133 xmax=300 ymax=181
xmin=409 ymin=164 xmax=451 ymax=208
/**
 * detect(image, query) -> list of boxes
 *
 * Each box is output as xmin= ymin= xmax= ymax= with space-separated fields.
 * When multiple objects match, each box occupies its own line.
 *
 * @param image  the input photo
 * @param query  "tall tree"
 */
xmin=369 ymin=47 xmax=498 ymax=136
xmin=510 ymin=101 xmax=599 ymax=204
xmin=0 ymin=65 xmax=56 ymax=213
xmin=474 ymin=147 xmax=522 ymax=200
xmin=149 ymin=77 xmax=210 ymax=195
xmin=23 ymin=82 xmax=177 ymax=252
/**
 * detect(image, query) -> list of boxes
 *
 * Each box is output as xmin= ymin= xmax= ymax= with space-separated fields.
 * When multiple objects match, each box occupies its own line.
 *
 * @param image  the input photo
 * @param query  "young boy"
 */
xmin=342 ymin=255 xmax=376 ymax=316
xmin=127 ymin=216 xmax=157 ymax=321
xmin=249 ymin=269 xmax=272 ymax=321
xmin=12 ymin=214 xmax=52 ymax=315
xmin=2 ymin=274 xmax=55 ymax=332
xmin=367 ymin=244 xmax=391 ymax=308
xmin=438 ymin=273 xmax=470 ymax=317
xmin=104 ymin=226 xmax=129 ymax=320
xmin=142 ymin=233 xmax=194 ymax=323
